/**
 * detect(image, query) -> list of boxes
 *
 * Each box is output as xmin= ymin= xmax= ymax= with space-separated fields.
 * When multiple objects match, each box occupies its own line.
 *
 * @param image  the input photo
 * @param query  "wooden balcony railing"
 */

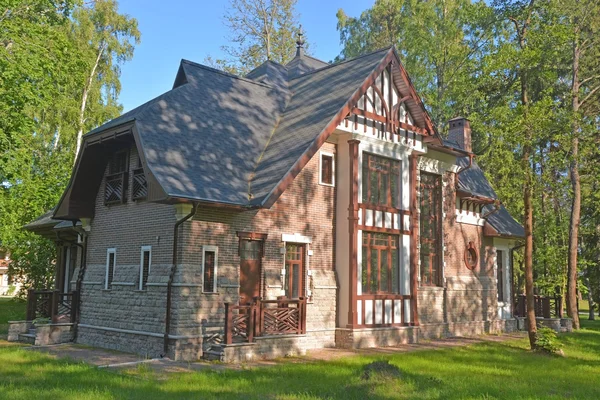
xmin=356 ymin=294 xmax=412 ymax=327
xmin=224 ymin=297 xmax=307 ymax=345
xmin=26 ymin=289 xmax=79 ymax=323
xmin=104 ymin=172 xmax=127 ymax=204
xmin=515 ymin=294 xmax=561 ymax=319
xmin=132 ymin=168 xmax=147 ymax=200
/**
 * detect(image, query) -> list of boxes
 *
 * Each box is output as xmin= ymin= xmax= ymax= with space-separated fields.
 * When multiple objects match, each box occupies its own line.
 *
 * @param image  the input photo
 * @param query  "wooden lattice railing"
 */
xmin=515 ymin=294 xmax=561 ymax=319
xmin=104 ymin=172 xmax=127 ymax=204
xmin=26 ymin=289 xmax=79 ymax=323
xmin=132 ymin=168 xmax=147 ymax=200
xmin=224 ymin=297 xmax=307 ymax=345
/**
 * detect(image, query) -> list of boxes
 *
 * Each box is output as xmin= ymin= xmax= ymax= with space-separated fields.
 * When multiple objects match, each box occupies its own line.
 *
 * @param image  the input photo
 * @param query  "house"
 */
xmin=19 ymin=43 xmax=525 ymax=361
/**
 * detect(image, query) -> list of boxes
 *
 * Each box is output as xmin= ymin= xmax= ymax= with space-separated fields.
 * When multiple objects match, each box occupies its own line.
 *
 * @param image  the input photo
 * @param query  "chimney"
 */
xmin=295 ymin=26 xmax=305 ymax=57
xmin=447 ymin=117 xmax=472 ymax=153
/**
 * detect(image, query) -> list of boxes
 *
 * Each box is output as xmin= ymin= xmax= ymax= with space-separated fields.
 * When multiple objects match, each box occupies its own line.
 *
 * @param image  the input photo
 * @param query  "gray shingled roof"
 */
xmin=23 ymin=209 xmax=57 ymax=230
xmin=456 ymin=157 xmax=497 ymax=199
xmin=83 ymin=48 xmax=390 ymax=207
xmin=249 ymin=48 xmax=390 ymax=203
xmin=484 ymin=205 xmax=525 ymax=238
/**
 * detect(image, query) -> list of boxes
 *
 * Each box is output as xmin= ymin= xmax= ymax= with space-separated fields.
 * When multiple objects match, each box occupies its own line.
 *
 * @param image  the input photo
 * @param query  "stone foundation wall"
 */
xmin=335 ymin=327 xmax=418 ymax=349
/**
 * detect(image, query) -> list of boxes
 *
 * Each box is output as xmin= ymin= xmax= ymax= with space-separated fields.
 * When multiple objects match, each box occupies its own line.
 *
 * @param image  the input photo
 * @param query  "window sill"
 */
xmin=318 ymin=181 xmax=335 ymax=187
xmin=202 ymin=291 xmax=219 ymax=295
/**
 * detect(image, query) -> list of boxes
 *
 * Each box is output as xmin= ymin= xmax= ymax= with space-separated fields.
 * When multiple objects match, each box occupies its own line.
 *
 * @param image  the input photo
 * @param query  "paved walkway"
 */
xmin=20 ymin=331 xmax=526 ymax=374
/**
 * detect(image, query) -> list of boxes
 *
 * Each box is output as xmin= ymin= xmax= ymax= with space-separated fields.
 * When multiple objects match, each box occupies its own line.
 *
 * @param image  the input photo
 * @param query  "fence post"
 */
xmin=51 ymin=291 xmax=59 ymax=323
xmin=253 ymin=297 xmax=262 ymax=338
xmin=224 ymin=303 xmax=232 ymax=345
xmin=297 ymin=297 xmax=304 ymax=335
xmin=542 ymin=297 xmax=551 ymax=319
xmin=26 ymin=289 xmax=35 ymax=321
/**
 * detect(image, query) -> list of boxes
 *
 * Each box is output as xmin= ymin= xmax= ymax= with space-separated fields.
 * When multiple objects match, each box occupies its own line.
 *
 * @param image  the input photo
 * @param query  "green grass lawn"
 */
xmin=1 ymin=320 xmax=599 ymax=399
xmin=0 ymin=297 xmax=26 ymax=334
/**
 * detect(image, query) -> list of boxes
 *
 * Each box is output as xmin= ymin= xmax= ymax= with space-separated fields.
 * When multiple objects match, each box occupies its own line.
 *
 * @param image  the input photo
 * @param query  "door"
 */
xmin=239 ymin=239 xmax=262 ymax=305
xmin=285 ymin=243 xmax=305 ymax=299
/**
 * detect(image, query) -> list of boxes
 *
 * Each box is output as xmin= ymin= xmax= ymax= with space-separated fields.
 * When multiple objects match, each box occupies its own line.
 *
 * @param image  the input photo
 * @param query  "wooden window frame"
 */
xmin=284 ymin=243 xmax=305 ymax=299
xmin=319 ymin=151 xmax=335 ymax=187
xmin=361 ymin=152 xmax=400 ymax=209
xmin=202 ymin=245 xmax=218 ymax=293
xmin=105 ymin=149 xmax=130 ymax=205
xmin=419 ymin=172 xmax=443 ymax=287
xmin=105 ymin=248 xmax=116 ymax=290
xmin=496 ymin=249 xmax=504 ymax=303
xmin=464 ymin=242 xmax=478 ymax=271
xmin=361 ymin=232 xmax=400 ymax=294
xmin=138 ymin=246 xmax=151 ymax=291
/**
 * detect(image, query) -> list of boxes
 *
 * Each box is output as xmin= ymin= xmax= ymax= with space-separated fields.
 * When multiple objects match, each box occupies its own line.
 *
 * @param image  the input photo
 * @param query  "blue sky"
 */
xmin=116 ymin=0 xmax=374 ymax=112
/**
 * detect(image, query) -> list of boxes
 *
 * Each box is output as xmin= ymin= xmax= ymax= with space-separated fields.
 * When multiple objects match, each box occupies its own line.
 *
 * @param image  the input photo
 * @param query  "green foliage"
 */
xmin=206 ymin=0 xmax=306 ymax=75
xmin=0 ymin=0 xmax=139 ymax=295
xmin=534 ymin=326 xmax=562 ymax=355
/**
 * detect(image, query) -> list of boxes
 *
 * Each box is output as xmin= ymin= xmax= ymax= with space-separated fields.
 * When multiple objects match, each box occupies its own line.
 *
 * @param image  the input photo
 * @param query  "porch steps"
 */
xmin=202 ymin=345 xmax=224 ymax=362
xmin=18 ymin=333 xmax=36 ymax=345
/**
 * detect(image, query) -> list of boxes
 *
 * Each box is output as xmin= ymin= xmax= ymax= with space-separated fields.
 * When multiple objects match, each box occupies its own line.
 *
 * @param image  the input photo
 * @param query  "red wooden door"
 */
xmin=239 ymin=240 xmax=262 ymax=305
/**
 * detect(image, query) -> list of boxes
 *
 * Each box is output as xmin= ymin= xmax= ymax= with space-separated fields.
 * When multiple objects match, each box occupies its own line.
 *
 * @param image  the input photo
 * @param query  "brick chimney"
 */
xmin=447 ymin=117 xmax=472 ymax=153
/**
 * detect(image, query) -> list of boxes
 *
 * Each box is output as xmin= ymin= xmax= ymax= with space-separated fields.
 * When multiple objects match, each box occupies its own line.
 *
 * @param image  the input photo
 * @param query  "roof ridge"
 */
xmin=288 ymin=47 xmax=392 ymax=81
xmin=181 ymin=59 xmax=276 ymax=89
xmin=302 ymin=53 xmax=328 ymax=65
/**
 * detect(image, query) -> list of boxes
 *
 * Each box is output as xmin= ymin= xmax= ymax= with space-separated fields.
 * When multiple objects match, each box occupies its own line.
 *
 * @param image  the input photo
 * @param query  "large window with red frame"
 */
xmin=362 ymin=153 xmax=400 ymax=208
xmin=361 ymin=232 xmax=399 ymax=294
xmin=419 ymin=172 xmax=442 ymax=286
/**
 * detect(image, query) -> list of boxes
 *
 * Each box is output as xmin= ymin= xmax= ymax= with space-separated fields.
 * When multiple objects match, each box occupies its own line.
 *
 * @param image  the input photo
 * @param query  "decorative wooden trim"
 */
xmin=358 ymin=225 xmax=410 ymax=235
xmin=464 ymin=241 xmax=478 ymax=271
xmin=348 ymin=139 xmax=360 ymax=328
xmin=409 ymin=153 xmax=419 ymax=326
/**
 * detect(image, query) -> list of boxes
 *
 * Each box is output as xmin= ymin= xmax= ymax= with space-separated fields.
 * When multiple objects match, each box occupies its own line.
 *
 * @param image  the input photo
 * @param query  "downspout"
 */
xmin=481 ymin=201 xmax=501 ymax=219
xmin=163 ymin=202 xmax=197 ymax=357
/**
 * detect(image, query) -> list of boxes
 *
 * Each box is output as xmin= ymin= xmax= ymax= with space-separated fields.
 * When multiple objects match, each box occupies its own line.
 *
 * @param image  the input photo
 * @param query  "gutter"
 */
xmin=456 ymin=153 xmax=474 ymax=174
xmin=163 ymin=202 xmax=197 ymax=357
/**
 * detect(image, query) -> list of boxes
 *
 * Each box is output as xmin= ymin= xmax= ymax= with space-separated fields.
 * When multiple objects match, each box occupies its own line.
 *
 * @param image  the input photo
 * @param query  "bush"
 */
xmin=535 ymin=326 xmax=562 ymax=355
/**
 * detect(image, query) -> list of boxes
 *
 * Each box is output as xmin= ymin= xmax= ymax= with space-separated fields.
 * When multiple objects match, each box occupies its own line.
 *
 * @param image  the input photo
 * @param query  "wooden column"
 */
xmin=347 ymin=139 xmax=361 ymax=328
xmin=409 ymin=153 xmax=420 ymax=326
xmin=54 ymin=244 xmax=64 ymax=291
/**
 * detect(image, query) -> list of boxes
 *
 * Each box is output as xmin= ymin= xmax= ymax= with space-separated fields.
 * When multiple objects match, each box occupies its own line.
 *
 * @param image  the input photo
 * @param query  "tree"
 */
xmin=0 ymin=0 xmax=139 ymax=294
xmin=71 ymin=0 xmax=140 ymax=161
xmin=562 ymin=0 xmax=600 ymax=329
xmin=208 ymin=0 xmax=304 ymax=75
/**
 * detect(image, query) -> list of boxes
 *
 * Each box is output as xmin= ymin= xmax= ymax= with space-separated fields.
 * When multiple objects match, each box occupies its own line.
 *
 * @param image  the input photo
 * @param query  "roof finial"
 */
xmin=295 ymin=25 xmax=305 ymax=57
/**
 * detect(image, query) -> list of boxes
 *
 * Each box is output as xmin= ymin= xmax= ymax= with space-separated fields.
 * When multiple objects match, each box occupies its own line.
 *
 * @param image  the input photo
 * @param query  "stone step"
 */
xmin=18 ymin=333 xmax=36 ymax=345
xmin=202 ymin=349 xmax=224 ymax=362
xmin=28 ymin=328 xmax=36 ymax=335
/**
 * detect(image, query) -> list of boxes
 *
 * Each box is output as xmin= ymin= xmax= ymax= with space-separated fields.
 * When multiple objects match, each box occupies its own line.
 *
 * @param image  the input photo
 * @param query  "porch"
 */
xmin=7 ymin=289 xmax=79 ymax=345
xmin=514 ymin=294 xmax=572 ymax=333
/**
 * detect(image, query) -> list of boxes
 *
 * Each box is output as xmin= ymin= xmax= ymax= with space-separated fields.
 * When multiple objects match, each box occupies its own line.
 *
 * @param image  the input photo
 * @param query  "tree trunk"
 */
xmin=523 ymin=143 xmax=537 ymax=349
xmin=567 ymin=34 xmax=581 ymax=329
xmin=74 ymin=42 xmax=105 ymax=163
xmin=587 ymin=277 xmax=595 ymax=320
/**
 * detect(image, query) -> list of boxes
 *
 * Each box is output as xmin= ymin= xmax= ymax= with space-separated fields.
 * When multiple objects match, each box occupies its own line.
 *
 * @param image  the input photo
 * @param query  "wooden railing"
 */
xmin=104 ymin=172 xmax=127 ymax=204
xmin=356 ymin=294 xmax=412 ymax=327
xmin=224 ymin=297 xmax=307 ymax=345
xmin=132 ymin=168 xmax=147 ymax=200
xmin=515 ymin=294 xmax=561 ymax=319
xmin=26 ymin=289 xmax=79 ymax=323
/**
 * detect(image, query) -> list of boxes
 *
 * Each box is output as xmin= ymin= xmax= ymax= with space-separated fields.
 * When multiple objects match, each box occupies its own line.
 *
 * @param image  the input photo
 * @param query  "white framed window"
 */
xmin=319 ymin=151 xmax=335 ymax=186
xmin=105 ymin=248 xmax=116 ymax=290
xmin=139 ymin=246 xmax=152 ymax=291
xmin=202 ymin=245 xmax=218 ymax=293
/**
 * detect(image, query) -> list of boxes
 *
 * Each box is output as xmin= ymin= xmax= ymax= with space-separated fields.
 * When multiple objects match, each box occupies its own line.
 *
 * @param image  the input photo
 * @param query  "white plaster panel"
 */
xmin=375 ymin=300 xmax=383 ymax=324
xmin=365 ymin=300 xmax=373 ymax=325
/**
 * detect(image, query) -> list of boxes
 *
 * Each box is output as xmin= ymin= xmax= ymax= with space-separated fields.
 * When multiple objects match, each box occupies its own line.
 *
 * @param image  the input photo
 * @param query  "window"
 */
xmin=105 ymin=248 xmax=116 ymax=290
xmin=361 ymin=233 xmax=399 ymax=294
xmin=319 ymin=152 xmax=335 ymax=186
xmin=362 ymin=153 xmax=400 ymax=208
xmin=419 ymin=172 xmax=442 ymax=286
xmin=284 ymin=243 xmax=305 ymax=298
xmin=139 ymin=246 xmax=151 ymax=290
xmin=202 ymin=246 xmax=218 ymax=293
xmin=464 ymin=242 xmax=478 ymax=271
xmin=497 ymin=250 xmax=504 ymax=302
xmin=105 ymin=149 xmax=129 ymax=204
